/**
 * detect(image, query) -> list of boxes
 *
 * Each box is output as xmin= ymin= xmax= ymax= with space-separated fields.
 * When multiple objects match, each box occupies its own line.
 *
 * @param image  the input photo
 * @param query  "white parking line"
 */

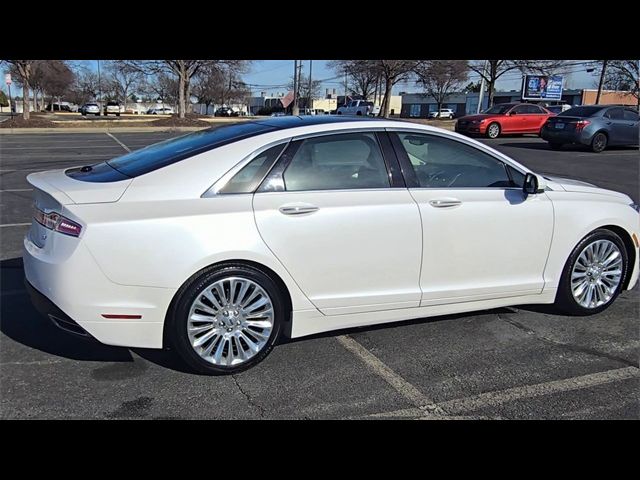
xmin=0 ymin=223 xmax=31 ymax=227
xmin=337 ymin=335 xmax=445 ymax=416
xmin=106 ymin=133 xmax=131 ymax=152
xmin=366 ymin=365 xmax=639 ymax=419
xmin=0 ymin=189 xmax=33 ymax=192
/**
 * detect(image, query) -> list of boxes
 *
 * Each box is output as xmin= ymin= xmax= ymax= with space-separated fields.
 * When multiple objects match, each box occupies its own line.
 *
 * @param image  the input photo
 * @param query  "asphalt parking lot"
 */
xmin=1 ymin=130 xmax=638 ymax=419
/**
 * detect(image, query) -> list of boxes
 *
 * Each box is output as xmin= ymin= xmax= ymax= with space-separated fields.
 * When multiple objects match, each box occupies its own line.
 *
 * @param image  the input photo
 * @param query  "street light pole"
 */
xmin=307 ymin=60 xmax=313 ymax=114
xmin=292 ymin=60 xmax=299 ymax=116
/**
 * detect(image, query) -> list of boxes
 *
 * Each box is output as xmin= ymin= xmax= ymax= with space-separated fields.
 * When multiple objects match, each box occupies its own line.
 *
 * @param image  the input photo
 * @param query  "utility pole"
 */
xmin=476 ymin=60 xmax=488 ymax=114
xmin=97 ymin=59 xmax=102 ymax=116
xmin=307 ymin=60 xmax=313 ymax=114
xmin=595 ymin=60 xmax=608 ymax=105
xmin=292 ymin=60 xmax=299 ymax=116
xmin=7 ymin=83 xmax=13 ymax=119
xmin=344 ymin=68 xmax=348 ymax=106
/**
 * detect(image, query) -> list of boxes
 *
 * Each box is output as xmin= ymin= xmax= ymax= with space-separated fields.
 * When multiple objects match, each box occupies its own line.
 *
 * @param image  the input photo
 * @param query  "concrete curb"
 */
xmin=0 ymin=126 xmax=209 ymax=134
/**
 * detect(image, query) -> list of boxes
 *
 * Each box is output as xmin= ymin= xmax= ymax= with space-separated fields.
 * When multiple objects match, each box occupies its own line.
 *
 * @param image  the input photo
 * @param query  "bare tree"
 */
xmin=123 ymin=60 xmax=249 ymax=118
xmin=40 ymin=61 xmax=74 ymax=111
xmin=605 ymin=60 xmax=639 ymax=107
xmin=329 ymin=60 xmax=379 ymax=99
xmin=414 ymin=60 xmax=468 ymax=115
xmin=375 ymin=60 xmax=417 ymax=117
xmin=105 ymin=61 xmax=142 ymax=111
xmin=2 ymin=60 xmax=37 ymax=119
xmin=469 ymin=60 xmax=567 ymax=107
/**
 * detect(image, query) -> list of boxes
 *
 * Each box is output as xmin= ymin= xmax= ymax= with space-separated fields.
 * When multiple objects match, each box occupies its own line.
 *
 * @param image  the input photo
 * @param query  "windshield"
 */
xmin=482 ymin=104 xmax=515 ymax=114
xmin=107 ymin=122 xmax=276 ymax=177
xmin=559 ymin=106 xmax=604 ymax=117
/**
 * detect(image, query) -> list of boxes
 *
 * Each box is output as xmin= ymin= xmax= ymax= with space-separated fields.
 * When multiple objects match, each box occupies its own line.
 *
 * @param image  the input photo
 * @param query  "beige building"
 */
xmin=580 ymin=89 xmax=637 ymax=106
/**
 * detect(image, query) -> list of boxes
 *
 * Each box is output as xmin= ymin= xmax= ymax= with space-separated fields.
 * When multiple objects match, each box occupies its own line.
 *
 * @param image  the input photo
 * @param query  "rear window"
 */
xmin=89 ymin=123 xmax=276 ymax=179
xmin=559 ymin=106 xmax=604 ymax=117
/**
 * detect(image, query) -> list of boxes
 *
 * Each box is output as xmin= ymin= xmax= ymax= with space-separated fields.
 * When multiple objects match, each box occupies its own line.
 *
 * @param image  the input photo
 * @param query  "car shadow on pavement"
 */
xmin=0 ymin=257 xmax=134 ymax=363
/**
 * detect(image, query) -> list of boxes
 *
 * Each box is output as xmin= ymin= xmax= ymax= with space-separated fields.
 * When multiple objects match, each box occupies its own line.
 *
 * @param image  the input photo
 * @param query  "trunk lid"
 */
xmin=27 ymin=167 xmax=132 ymax=205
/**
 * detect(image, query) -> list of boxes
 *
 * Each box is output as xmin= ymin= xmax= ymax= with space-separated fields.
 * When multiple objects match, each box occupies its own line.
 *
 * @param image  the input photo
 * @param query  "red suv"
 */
xmin=455 ymin=103 xmax=554 ymax=139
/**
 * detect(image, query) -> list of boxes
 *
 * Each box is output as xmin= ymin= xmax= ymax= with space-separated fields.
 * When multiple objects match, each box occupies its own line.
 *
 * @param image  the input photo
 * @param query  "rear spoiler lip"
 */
xmin=26 ymin=171 xmax=76 ymax=205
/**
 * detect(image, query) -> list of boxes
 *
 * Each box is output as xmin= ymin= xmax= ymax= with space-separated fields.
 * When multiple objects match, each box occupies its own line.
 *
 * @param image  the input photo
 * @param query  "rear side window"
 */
xmin=106 ymin=123 xmax=276 ymax=178
xmin=283 ymin=132 xmax=390 ymax=191
xmin=219 ymin=143 xmax=286 ymax=194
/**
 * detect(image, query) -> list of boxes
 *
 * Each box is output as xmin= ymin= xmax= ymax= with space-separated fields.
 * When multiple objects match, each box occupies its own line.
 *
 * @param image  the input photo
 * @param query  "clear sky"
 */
xmin=2 ymin=60 xmax=601 ymax=98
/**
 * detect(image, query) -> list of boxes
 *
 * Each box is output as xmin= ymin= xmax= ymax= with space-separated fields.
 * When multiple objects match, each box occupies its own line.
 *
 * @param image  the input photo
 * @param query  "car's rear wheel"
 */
xmin=486 ymin=122 xmax=501 ymax=139
xmin=549 ymin=142 xmax=563 ymax=150
xmin=591 ymin=132 xmax=608 ymax=153
xmin=169 ymin=264 xmax=284 ymax=375
xmin=555 ymin=229 xmax=628 ymax=315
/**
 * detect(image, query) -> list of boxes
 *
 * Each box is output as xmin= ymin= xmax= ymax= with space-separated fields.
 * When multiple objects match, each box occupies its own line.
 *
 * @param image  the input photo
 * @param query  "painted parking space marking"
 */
xmin=365 ymin=365 xmax=639 ymax=419
xmin=106 ymin=133 xmax=131 ymax=152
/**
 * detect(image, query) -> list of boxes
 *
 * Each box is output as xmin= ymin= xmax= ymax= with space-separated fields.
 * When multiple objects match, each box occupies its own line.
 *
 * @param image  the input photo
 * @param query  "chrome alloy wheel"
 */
xmin=487 ymin=123 xmax=500 ymax=138
xmin=187 ymin=277 xmax=274 ymax=366
xmin=571 ymin=239 xmax=623 ymax=309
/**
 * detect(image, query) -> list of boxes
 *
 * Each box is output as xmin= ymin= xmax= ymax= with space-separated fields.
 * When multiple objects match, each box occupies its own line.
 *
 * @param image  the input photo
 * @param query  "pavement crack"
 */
xmin=498 ymin=313 xmax=639 ymax=368
xmin=232 ymin=375 xmax=266 ymax=418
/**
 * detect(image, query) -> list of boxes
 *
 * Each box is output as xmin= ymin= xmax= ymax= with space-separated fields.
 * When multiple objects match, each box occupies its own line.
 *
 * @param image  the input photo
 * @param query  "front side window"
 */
xmin=283 ymin=132 xmax=390 ymax=191
xmin=396 ymin=132 xmax=515 ymax=188
xmin=605 ymin=107 xmax=624 ymax=120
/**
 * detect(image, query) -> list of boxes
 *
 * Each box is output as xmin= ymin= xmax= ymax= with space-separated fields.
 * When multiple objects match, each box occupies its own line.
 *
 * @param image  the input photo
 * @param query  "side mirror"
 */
xmin=524 ymin=173 xmax=546 ymax=195
xmin=509 ymin=111 xmax=517 ymax=116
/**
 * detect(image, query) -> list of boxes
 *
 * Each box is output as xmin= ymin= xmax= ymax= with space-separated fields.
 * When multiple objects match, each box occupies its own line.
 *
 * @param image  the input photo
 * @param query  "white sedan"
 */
xmin=23 ymin=117 xmax=639 ymax=374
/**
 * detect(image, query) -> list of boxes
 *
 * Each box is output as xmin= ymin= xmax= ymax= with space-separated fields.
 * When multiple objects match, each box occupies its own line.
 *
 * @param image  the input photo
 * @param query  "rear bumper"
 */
xmin=23 ymin=230 xmax=172 ymax=349
xmin=541 ymin=127 xmax=591 ymax=145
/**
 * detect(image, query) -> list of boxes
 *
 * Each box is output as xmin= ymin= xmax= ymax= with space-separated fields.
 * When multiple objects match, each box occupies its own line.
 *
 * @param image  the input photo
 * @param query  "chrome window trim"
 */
xmin=291 ymin=126 xmax=387 ymax=141
xmin=202 ymin=138 xmax=292 ymax=197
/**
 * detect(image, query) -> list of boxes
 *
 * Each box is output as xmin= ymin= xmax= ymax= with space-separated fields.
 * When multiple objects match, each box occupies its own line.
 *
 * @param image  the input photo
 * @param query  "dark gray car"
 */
xmin=541 ymin=105 xmax=639 ymax=152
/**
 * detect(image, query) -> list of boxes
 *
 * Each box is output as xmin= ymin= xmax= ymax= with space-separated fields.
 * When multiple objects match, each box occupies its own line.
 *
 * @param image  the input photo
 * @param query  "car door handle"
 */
xmin=279 ymin=204 xmax=320 ymax=215
xmin=429 ymin=199 xmax=462 ymax=208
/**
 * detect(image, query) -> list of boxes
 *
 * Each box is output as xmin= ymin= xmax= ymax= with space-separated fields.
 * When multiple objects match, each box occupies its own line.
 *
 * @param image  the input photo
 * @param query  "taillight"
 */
xmin=575 ymin=120 xmax=590 ymax=132
xmin=34 ymin=208 xmax=82 ymax=237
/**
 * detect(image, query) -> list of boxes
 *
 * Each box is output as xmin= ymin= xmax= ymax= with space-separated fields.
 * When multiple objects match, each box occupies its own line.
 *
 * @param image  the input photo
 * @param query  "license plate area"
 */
xmin=555 ymin=122 xmax=565 ymax=129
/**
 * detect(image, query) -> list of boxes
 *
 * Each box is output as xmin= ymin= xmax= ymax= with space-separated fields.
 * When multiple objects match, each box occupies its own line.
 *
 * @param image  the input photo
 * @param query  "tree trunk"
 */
xmin=22 ymin=83 xmax=30 ymax=120
xmin=178 ymin=73 xmax=186 ymax=119
xmin=185 ymin=79 xmax=192 ymax=114
xmin=487 ymin=79 xmax=495 ymax=108
xmin=381 ymin=78 xmax=393 ymax=118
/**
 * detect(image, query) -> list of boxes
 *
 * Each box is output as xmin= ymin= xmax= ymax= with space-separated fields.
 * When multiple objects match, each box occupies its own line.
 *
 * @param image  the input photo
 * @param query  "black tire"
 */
xmin=554 ymin=229 xmax=628 ymax=316
xmin=549 ymin=142 xmax=563 ymax=150
xmin=337 ymin=111 xmax=342 ymax=115
xmin=485 ymin=122 xmax=501 ymax=139
xmin=356 ymin=111 xmax=362 ymax=116
xmin=116 ymin=113 xmax=120 ymax=117
xmin=169 ymin=263 xmax=286 ymax=375
xmin=591 ymin=132 xmax=608 ymax=153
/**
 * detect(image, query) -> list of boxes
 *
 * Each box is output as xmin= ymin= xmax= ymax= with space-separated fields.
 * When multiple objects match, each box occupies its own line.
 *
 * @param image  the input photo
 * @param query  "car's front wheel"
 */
xmin=486 ymin=122 xmax=501 ymax=139
xmin=169 ymin=264 xmax=285 ymax=375
xmin=555 ymin=229 xmax=628 ymax=315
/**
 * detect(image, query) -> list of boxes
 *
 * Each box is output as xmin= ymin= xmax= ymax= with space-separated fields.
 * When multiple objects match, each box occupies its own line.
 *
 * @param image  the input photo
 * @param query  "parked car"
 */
xmin=45 ymin=102 xmax=73 ymax=112
xmin=124 ymin=105 xmax=146 ymax=115
xmin=23 ymin=116 xmax=639 ymax=374
xmin=336 ymin=100 xmax=380 ymax=116
xmin=103 ymin=101 xmax=121 ymax=116
xmin=541 ymin=105 xmax=640 ymax=153
xmin=429 ymin=108 xmax=455 ymax=119
xmin=214 ymin=107 xmax=238 ymax=117
xmin=455 ymin=103 xmax=554 ymax=138
xmin=79 ymin=103 xmax=100 ymax=116
xmin=147 ymin=107 xmax=174 ymax=115
xmin=545 ymin=104 xmax=573 ymax=115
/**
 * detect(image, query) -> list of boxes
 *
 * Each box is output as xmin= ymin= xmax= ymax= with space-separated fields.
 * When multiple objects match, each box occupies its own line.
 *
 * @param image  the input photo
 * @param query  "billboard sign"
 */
xmin=522 ymin=74 xmax=563 ymax=101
